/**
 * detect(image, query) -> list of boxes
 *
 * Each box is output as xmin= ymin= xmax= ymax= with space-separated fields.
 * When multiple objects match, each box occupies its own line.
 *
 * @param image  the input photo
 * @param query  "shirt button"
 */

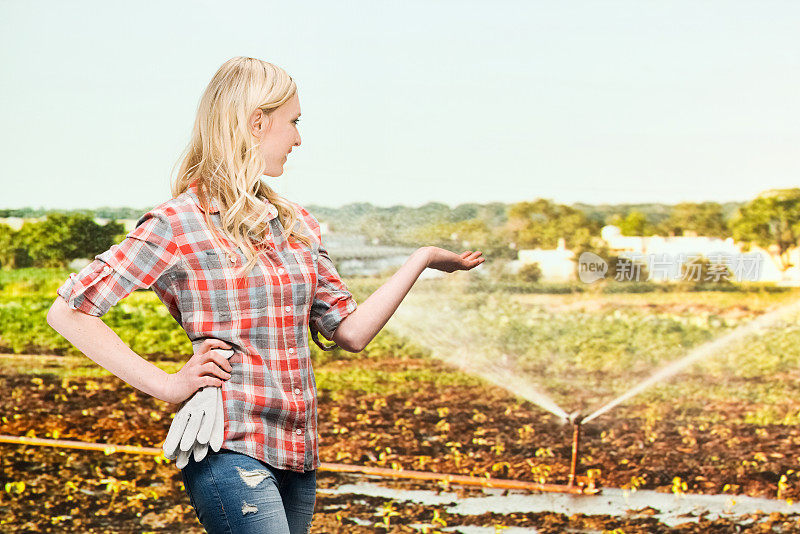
xmin=277 ymin=268 xmax=285 ymax=274
xmin=312 ymin=254 xmax=318 ymax=260
xmin=266 ymin=234 xmax=273 ymax=240
xmin=229 ymin=255 xmax=237 ymax=264
xmin=288 ymin=348 xmax=294 ymax=354
xmin=296 ymin=428 xmax=303 ymax=435
xmin=103 ymin=266 xmax=111 ymax=274
xmin=294 ymin=388 xmax=301 ymax=395
xmin=284 ymin=305 xmax=291 ymax=312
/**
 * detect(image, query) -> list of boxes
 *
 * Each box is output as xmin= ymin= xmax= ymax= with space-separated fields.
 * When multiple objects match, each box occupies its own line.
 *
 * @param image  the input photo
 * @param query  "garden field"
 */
xmin=4 ymin=269 xmax=800 ymax=532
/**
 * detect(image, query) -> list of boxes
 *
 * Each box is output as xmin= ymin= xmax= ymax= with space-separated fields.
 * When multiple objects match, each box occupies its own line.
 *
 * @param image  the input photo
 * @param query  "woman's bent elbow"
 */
xmin=47 ymin=297 xmax=90 ymax=328
xmin=47 ymin=297 xmax=69 ymax=326
xmin=332 ymin=327 xmax=361 ymax=353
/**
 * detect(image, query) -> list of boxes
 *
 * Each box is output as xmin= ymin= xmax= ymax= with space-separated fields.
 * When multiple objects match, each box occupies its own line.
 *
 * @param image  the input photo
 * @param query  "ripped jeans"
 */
xmin=180 ymin=448 xmax=316 ymax=534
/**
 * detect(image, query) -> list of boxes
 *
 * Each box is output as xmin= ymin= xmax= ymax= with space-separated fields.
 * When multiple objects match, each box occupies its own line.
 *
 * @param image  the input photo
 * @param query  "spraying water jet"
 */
xmin=389 ymin=286 xmax=800 ymax=500
xmin=388 ymin=298 xmax=599 ymax=493
xmin=582 ymin=298 xmax=800 ymax=425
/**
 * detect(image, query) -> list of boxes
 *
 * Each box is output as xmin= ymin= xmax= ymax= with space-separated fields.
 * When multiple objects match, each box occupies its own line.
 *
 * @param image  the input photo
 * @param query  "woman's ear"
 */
xmin=249 ymin=109 xmax=271 ymax=137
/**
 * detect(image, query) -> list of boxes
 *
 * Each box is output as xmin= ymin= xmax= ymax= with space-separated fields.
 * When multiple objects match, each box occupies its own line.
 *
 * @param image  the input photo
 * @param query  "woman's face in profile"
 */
xmin=251 ymin=93 xmax=302 ymax=177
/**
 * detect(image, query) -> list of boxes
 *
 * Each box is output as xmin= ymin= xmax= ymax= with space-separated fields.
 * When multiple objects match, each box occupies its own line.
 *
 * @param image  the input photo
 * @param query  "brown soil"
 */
xmin=2 ymin=357 xmax=800 ymax=532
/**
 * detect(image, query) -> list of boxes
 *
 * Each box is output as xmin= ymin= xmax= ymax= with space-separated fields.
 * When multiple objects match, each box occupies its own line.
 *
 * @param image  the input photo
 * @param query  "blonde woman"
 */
xmin=47 ymin=56 xmax=484 ymax=533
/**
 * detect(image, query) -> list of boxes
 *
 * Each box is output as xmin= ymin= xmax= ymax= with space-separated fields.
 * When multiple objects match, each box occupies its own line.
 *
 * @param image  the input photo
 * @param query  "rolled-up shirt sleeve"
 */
xmin=311 ymin=241 xmax=358 ymax=340
xmin=56 ymin=208 xmax=181 ymax=318
xmin=299 ymin=208 xmax=357 ymax=341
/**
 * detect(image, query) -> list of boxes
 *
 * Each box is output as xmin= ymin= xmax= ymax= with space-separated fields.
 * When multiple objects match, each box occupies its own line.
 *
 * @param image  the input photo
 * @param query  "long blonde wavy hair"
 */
xmin=171 ymin=56 xmax=314 ymax=278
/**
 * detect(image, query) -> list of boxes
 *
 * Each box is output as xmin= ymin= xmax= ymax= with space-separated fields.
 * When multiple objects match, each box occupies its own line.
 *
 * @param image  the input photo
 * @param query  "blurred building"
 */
xmin=511 ymin=225 xmax=798 ymax=284
xmin=509 ymin=238 xmax=576 ymax=281
xmin=0 ymin=216 xmax=38 ymax=231
xmin=600 ymin=225 xmax=783 ymax=283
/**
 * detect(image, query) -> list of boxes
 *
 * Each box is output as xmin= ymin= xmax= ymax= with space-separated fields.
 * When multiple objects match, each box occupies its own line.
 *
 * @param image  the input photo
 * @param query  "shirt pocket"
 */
xmin=196 ymin=248 xmax=269 ymax=318
xmin=285 ymin=243 xmax=319 ymax=311
xmin=296 ymin=243 xmax=320 ymax=274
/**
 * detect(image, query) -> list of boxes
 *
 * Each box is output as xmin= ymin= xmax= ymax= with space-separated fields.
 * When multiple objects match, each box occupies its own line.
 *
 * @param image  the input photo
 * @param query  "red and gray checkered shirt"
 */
xmin=56 ymin=181 xmax=358 ymax=472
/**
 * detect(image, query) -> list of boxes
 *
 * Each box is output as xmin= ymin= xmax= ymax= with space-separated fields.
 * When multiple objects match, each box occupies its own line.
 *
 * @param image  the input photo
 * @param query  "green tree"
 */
xmin=517 ymin=262 xmax=542 ymax=283
xmin=413 ymin=202 xmax=453 ymax=226
xmin=451 ymin=203 xmax=480 ymax=222
xmin=0 ymin=224 xmax=26 ymax=269
xmin=398 ymin=218 xmax=514 ymax=260
xmin=506 ymin=199 xmax=600 ymax=250
xmin=659 ymin=202 xmax=729 ymax=238
xmin=103 ymin=220 xmax=127 ymax=246
xmin=357 ymin=212 xmax=395 ymax=245
xmin=67 ymin=214 xmax=120 ymax=260
xmin=731 ymin=188 xmax=800 ymax=270
xmin=5 ymin=214 xmax=119 ymax=269
xmin=400 ymin=220 xmax=459 ymax=249
xmin=454 ymin=218 xmax=516 ymax=260
xmin=619 ymin=211 xmax=647 ymax=236
xmin=16 ymin=216 xmax=72 ymax=267
xmin=608 ymin=213 xmax=624 ymax=227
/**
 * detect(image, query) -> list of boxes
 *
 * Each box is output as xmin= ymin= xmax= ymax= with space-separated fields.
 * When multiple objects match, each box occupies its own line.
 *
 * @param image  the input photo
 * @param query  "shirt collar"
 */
xmin=187 ymin=181 xmax=278 ymax=221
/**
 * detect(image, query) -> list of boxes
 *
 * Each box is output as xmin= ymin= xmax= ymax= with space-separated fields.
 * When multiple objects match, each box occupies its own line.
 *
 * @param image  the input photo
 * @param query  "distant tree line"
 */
xmin=0 ymin=207 xmax=150 ymax=220
xmin=3 ymin=189 xmax=800 ymax=271
xmin=0 ymin=214 xmax=124 ymax=269
xmin=607 ymin=202 xmax=731 ymax=238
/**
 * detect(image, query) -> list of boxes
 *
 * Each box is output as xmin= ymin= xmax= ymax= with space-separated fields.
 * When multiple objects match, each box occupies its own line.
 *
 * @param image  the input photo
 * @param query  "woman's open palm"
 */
xmin=426 ymin=247 xmax=485 ymax=273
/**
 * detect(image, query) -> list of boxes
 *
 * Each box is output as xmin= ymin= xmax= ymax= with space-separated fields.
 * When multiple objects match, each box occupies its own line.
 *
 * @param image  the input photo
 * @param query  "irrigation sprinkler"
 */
xmin=556 ymin=298 xmax=800 ymax=497
xmin=567 ymin=411 xmax=583 ymax=489
xmin=523 ymin=410 xmax=599 ymax=494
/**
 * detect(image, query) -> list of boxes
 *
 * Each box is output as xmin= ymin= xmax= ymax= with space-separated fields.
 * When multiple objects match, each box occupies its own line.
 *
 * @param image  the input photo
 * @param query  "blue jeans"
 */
xmin=180 ymin=448 xmax=316 ymax=534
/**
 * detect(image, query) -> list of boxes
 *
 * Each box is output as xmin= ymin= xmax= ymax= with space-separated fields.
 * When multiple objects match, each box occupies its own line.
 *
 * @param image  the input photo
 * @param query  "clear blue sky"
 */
xmin=2 ymin=0 xmax=799 ymax=210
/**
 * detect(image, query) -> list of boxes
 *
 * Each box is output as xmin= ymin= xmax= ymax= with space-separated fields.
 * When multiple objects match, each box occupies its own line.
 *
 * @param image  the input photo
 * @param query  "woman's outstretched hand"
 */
xmin=163 ymin=339 xmax=234 ymax=405
xmin=424 ymin=247 xmax=485 ymax=273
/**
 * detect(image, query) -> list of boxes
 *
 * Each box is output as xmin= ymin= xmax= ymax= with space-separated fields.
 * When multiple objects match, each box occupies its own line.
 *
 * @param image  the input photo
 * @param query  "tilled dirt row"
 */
xmin=2 ymin=364 xmax=800 ymax=531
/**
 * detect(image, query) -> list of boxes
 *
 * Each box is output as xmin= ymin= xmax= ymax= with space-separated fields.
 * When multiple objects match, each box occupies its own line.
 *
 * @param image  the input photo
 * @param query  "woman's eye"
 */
xmin=293 ymin=119 xmax=301 ymax=125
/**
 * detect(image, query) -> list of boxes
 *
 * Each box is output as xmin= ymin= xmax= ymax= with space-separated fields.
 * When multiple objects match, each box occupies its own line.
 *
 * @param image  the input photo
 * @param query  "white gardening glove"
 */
xmin=179 ymin=387 xmax=225 ymax=467
xmin=162 ymin=348 xmax=234 ymax=468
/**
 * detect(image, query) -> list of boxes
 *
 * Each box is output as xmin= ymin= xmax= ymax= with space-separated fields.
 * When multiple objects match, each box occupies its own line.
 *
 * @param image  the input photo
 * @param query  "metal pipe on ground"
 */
xmin=0 ymin=433 xmax=599 ymax=494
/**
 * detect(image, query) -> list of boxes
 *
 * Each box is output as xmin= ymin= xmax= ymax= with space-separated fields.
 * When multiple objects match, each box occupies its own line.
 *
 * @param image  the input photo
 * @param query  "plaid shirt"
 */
xmin=56 ymin=181 xmax=358 ymax=472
